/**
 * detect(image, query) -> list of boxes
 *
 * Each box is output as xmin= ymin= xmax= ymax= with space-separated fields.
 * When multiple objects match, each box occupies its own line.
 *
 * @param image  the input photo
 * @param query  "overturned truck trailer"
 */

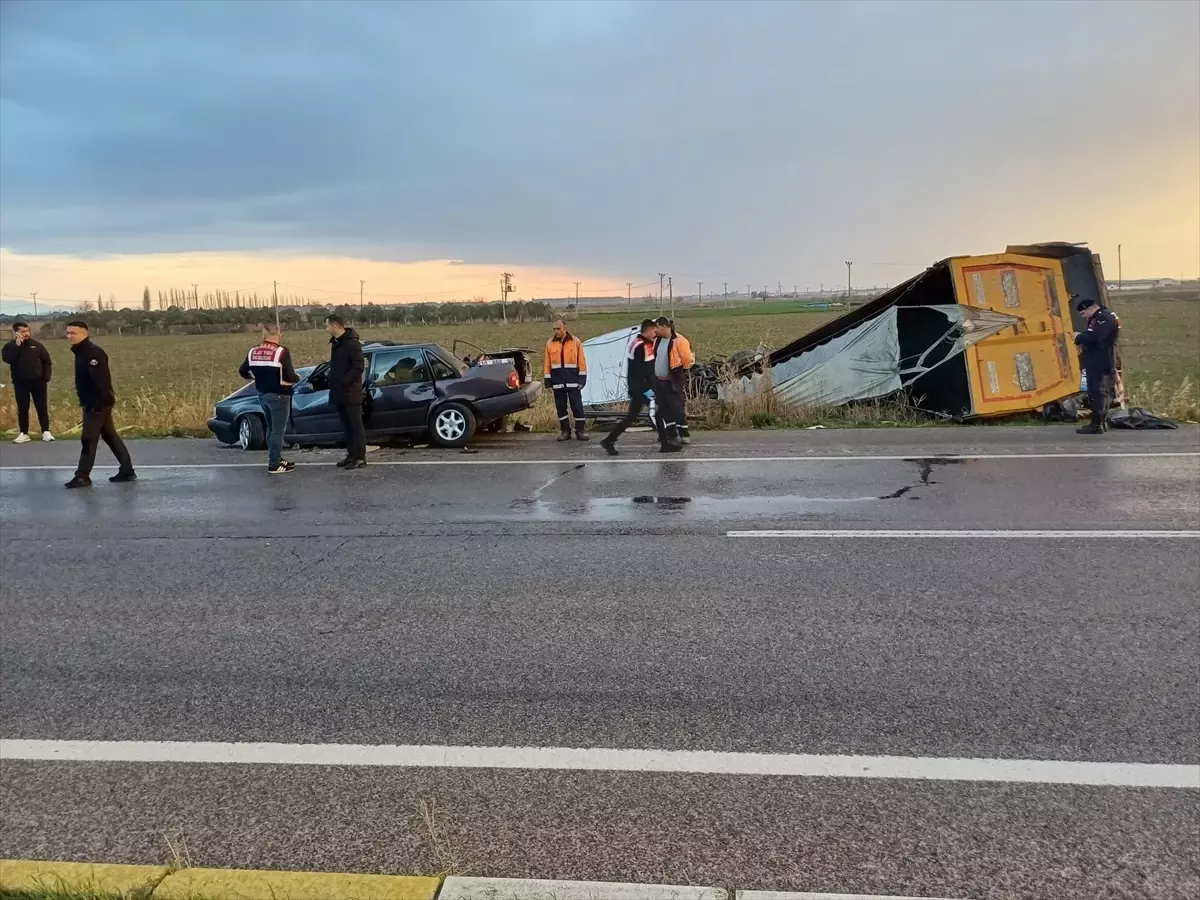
xmin=727 ymin=243 xmax=1107 ymax=419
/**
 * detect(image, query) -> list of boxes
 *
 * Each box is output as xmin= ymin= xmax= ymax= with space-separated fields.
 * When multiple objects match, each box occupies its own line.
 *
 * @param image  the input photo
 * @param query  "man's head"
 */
xmin=1074 ymin=295 xmax=1100 ymax=318
xmin=12 ymin=321 xmax=30 ymax=340
xmin=325 ymin=314 xmax=346 ymax=337
xmin=654 ymin=316 xmax=672 ymax=338
xmin=552 ymin=318 xmax=567 ymax=340
xmin=64 ymin=320 xmax=89 ymax=345
xmin=640 ymin=318 xmax=656 ymax=339
xmin=261 ymin=322 xmax=282 ymax=343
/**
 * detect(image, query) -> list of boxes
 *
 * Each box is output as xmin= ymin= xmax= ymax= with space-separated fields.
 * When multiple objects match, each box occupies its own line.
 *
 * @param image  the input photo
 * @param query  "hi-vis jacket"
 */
xmin=543 ymin=333 xmax=588 ymax=390
xmin=239 ymin=341 xmax=299 ymax=395
xmin=626 ymin=334 xmax=656 ymax=397
xmin=655 ymin=333 xmax=695 ymax=376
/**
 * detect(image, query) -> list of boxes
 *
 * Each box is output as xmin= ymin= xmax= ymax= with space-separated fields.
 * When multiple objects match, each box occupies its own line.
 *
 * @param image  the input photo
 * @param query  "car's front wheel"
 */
xmin=429 ymin=402 xmax=476 ymax=448
xmin=236 ymin=414 xmax=267 ymax=451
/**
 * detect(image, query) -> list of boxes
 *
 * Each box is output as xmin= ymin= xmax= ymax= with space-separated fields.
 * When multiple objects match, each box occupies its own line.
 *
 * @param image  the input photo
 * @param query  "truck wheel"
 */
xmin=237 ymin=414 xmax=266 ymax=451
xmin=429 ymin=402 xmax=476 ymax=448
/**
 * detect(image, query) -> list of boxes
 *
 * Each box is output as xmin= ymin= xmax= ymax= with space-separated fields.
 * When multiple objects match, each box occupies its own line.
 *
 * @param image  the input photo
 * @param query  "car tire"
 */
xmin=236 ymin=414 xmax=267 ymax=451
xmin=429 ymin=402 xmax=476 ymax=448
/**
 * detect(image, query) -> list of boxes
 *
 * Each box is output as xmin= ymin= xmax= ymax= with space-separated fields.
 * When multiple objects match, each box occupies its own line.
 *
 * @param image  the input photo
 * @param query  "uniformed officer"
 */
xmin=63 ymin=320 xmax=136 ymax=489
xmin=1073 ymin=296 xmax=1120 ymax=435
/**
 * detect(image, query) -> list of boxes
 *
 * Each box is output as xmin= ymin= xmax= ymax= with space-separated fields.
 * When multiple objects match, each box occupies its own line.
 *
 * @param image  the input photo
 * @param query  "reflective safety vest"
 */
xmin=656 ymin=333 xmax=695 ymax=374
xmin=544 ymin=333 xmax=588 ymax=390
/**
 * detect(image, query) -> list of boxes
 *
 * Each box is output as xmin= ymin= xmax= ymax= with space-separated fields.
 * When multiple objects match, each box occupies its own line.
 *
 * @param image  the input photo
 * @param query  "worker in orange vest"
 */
xmin=544 ymin=318 xmax=589 ymax=441
xmin=652 ymin=316 xmax=694 ymax=451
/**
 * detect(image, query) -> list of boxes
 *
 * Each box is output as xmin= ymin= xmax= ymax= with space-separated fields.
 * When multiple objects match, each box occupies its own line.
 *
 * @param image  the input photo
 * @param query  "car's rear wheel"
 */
xmin=429 ymin=402 xmax=476 ymax=448
xmin=236 ymin=414 xmax=267 ymax=451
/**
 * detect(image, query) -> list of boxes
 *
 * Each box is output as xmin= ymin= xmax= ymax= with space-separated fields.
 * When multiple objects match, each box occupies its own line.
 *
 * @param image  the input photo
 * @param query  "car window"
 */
xmin=375 ymin=350 xmax=431 ymax=386
xmin=429 ymin=355 xmax=459 ymax=380
xmin=308 ymin=362 xmax=331 ymax=391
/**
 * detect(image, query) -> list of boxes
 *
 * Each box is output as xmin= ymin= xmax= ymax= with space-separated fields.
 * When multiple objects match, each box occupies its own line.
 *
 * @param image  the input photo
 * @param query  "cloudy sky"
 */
xmin=1 ymin=0 xmax=1197 ymax=309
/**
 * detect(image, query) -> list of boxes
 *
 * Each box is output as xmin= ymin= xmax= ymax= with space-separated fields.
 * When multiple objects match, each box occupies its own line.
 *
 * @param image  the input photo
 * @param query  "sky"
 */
xmin=0 ymin=0 xmax=1197 ymax=312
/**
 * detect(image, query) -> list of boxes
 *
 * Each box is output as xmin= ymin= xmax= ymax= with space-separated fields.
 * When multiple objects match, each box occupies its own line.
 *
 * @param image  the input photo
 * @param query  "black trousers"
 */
xmin=76 ymin=407 xmax=133 ymax=478
xmin=336 ymin=401 xmax=367 ymax=460
xmin=14 ymin=380 xmax=50 ymax=433
xmin=654 ymin=376 xmax=686 ymax=446
xmin=605 ymin=393 xmax=652 ymax=444
xmin=553 ymin=388 xmax=585 ymax=434
xmin=1085 ymin=369 xmax=1112 ymax=427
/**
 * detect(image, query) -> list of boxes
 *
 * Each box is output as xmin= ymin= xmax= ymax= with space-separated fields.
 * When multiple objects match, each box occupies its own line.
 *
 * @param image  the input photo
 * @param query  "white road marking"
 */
xmin=2 ymin=740 xmax=1196 ymax=788
xmin=1 ymin=451 xmax=1197 ymax=471
xmin=440 ymin=877 xmax=725 ymax=900
xmin=728 ymin=529 xmax=1200 ymax=539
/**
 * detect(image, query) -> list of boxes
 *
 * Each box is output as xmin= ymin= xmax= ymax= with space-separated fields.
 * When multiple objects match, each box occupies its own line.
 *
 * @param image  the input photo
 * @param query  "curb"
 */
xmin=0 ymin=860 xmax=971 ymax=900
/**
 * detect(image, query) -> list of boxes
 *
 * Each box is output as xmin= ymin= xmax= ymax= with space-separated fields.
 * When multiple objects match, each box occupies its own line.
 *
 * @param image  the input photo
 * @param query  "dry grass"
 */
xmin=2 ymin=298 xmax=1194 ymax=435
xmin=417 ymin=797 xmax=468 ymax=877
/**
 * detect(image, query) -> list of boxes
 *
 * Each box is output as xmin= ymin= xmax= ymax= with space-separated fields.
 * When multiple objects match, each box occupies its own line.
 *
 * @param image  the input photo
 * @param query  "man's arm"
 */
xmin=576 ymin=338 xmax=587 ymax=387
xmin=543 ymin=340 xmax=553 ymax=387
xmin=238 ymin=355 xmax=252 ymax=380
xmin=1 ymin=341 xmax=18 ymax=365
xmin=280 ymin=347 xmax=299 ymax=386
xmin=40 ymin=344 xmax=53 ymax=381
xmin=678 ymin=336 xmax=695 ymax=368
xmin=87 ymin=347 xmax=117 ymax=408
xmin=347 ymin=338 xmax=364 ymax=387
xmin=1075 ymin=314 xmax=1117 ymax=348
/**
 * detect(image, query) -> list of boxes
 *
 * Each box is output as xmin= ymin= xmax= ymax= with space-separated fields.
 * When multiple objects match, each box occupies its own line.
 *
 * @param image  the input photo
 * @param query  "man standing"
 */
xmin=1073 ymin=296 xmax=1120 ymax=435
xmin=652 ymin=317 xmax=694 ymax=452
xmin=600 ymin=320 xmax=657 ymax=456
xmin=543 ymin=318 xmax=589 ymax=441
xmin=63 ymin=321 xmax=135 ymax=489
xmin=238 ymin=323 xmax=298 ymax=474
xmin=2 ymin=321 xmax=54 ymax=443
xmin=325 ymin=314 xmax=366 ymax=469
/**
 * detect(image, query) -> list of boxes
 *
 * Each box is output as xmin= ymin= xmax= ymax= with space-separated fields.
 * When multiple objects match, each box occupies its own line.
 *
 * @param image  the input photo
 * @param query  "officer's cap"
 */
xmin=1074 ymin=296 xmax=1095 ymax=312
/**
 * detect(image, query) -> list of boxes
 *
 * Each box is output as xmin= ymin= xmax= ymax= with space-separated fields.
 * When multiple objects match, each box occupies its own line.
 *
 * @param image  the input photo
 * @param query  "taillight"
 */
xmin=507 ymin=370 xmax=520 ymax=389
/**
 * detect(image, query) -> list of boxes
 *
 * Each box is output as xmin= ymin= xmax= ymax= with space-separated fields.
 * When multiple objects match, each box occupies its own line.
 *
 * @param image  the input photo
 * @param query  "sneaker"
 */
xmin=13 ymin=433 xmax=30 ymax=444
xmin=41 ymin=431 xmax=55 ymax=442
xmin=109 ymin=471 xmax=138 ymax=483
xmin=343 ymin=458 xmax=366 ymax=470
xmin=268 ymin=462 xmax=294 ymax=474
xmin=280 ymin=460 xmax=296 ymax=471
xmin=64 ymin=476 xmax=92 ymax=489
xmin=600 ymin=439 xmax=619 ymax=457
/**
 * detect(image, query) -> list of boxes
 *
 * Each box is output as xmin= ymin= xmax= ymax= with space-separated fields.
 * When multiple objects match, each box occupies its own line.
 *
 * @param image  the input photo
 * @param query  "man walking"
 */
xmin=326 ymin=314 xmax=366 ymax=469
xmin=1073 ymin=295 xmax=1120 ymax=435
xmin=543 ymin=318 xmax=589 ymax=441
xmin=63 ymin=320 xmax=135 ymax=489
xmin=600 ymin=320 xmax=657 ymax=456
xmin=238 ymin=323 xmax=298 ymax=474
xmin=652 ymin=317 xmax=694 ymax=452
xmin=2 ymin=320 xmax=54 ymax=443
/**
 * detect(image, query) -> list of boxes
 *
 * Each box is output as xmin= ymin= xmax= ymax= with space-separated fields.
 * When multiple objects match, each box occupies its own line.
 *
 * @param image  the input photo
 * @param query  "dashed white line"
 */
xmin=1 ymin=450 xmax=1197 ymax=471
xmin=2 ymin=740 xmax=1196 ymax=788
xmin=727 ymin=529 xmax=1200 ymax=539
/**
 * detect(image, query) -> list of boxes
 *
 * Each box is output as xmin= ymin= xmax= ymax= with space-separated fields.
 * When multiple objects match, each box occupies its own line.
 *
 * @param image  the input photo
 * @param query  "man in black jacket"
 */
xmin=2 ymin=321 xmax=54 ymax=443
xmin=1073 ymin=296 xmax=1121 ymax=435
xmin=326 ymin=315 xmax=366 ymax=469
xmin=63 ymin=320 xmax=135 ymax=489
xmin=600 ymin=320 xmax=658 ymax=456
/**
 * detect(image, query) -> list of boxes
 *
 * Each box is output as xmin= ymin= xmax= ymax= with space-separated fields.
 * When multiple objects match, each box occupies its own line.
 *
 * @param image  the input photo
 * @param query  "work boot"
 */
xmin=1076 ymin=423 xmax=1103 ymax=435
xmin=343 ymin=458 xmax=366 ymax=470
xmin=109 ymin=470 xmax=138 ymax=483
xmin=336 ymin=455 xmax=353 ymax=468
xmin=64 ymin=476 xmax=92 ymax=489
xmin=556 ymin=431 xmax=572 ymax=442
xmin=600 ymin=438 xmax=618 ymax=456
xmin=575 ymin=431 xmax=590 ymax=442
xmin=659 ymin=442 xmax=684 ymax=453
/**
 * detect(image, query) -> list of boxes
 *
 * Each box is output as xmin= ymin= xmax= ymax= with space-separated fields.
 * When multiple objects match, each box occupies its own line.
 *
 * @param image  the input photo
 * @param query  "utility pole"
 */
xmin=501 ymin=272 xmax=513 ymax=323
xmin=1117 ymin=244 xmax=1123 ymax=292
xmin=192 ymin=283 xmax=199 ymax=309
xmin=626 ymin=281 xmax=633 ymax=309
xmin=746 ymin=283 xmax=752 ymax=300
xmin=778 ymin=281 xmax=782 ymax=296
xmin=658 ymin=273 xmax=665 ymax=313
xmin=723 ymin=282 xmax=728 ymax=307
xmin=360 ymin=279 xmax=365 ymax=312
xmin=273 ymin=280 xmax=280 ymax=330
xmin=574 ymin=281 xmax=581 ymax=317
xmin=30 ymin=292 xmax=37 ymax=316
xmin=845 ymin=261 xmax=853 ymax=302
xmin=668 ymin=277 xmax=673 ymax=318
xmin=698 ymin=281 xmax=703 ymax=305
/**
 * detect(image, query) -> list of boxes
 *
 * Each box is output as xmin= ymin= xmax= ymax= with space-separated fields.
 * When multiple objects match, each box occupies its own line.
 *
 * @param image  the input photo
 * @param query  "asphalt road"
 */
xmin=2 ymin=427 xmax=1198 ymax=899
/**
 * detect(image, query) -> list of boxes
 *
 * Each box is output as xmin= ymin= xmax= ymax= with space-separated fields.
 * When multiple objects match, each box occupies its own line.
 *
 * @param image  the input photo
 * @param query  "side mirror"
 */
xmin=294 ymin=382 xmax=314 ymax=395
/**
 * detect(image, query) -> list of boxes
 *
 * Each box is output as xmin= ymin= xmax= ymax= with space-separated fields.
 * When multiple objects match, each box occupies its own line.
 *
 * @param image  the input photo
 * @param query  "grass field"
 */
xmin=1 ymin=298 xmax=1195 ymax=437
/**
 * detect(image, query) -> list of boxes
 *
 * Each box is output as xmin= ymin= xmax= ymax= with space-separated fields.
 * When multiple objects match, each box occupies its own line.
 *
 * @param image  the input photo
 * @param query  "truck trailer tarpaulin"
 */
xmin=722 ymin=243 xmax=1108 ymax=419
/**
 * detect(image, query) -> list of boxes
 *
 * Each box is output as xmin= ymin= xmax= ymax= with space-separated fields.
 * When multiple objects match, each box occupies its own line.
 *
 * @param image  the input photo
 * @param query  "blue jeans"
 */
xmin=258 ymin=393 xmax=291 ymax=468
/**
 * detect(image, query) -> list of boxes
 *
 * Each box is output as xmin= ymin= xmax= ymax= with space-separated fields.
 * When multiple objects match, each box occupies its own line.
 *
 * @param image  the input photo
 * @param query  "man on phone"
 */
xmin=2 ymin=321 xmax=54 ymax=443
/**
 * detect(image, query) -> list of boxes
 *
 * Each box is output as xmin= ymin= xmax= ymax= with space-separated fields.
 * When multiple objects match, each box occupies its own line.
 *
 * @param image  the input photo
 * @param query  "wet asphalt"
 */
xmin=1 ymin=427 xmax=1198 ymax=898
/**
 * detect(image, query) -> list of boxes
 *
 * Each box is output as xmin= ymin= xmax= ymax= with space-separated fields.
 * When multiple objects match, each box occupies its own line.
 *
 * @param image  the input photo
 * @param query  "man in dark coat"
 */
xmin=326 ymin=315 xmax=367 ymax=468
xmin=63 ymin=320 xmax=135 ymax=489
xmin=1073 ymin=296 xmax=1120 ymax=435
xmin=2 ymin=320 xmax=54 ymax=442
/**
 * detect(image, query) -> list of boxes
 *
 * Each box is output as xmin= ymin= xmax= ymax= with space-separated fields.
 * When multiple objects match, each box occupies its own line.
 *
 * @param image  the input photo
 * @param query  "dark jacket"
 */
xmin=239 ymin=341 xmax=299 ymax=395
xmin=2 ymin=337 xmax=53 ymax=383
xmin=328 ymin=328 xmax=365 ymax=404
xmin=71 ymin=338 xmax=116 ymax=411
xmin=626 ymin=334 xmax=655 ymax=398
xmin=1075 ymin=306 xmax=1120 ymax=373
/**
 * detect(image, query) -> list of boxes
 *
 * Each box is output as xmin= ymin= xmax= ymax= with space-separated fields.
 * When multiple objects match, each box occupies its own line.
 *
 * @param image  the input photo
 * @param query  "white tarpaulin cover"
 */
xmin=720 ymin=304 xmax=1020 ymax=409
xmin=580 ymin=325 xmax=641 ymax=408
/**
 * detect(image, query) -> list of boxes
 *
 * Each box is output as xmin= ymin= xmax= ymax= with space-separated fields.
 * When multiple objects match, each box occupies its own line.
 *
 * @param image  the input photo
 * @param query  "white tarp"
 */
xmin=580 ymin=325 xmax=641 ymax=408
xmin=720 ymin=304 xmax=1020 ymax=409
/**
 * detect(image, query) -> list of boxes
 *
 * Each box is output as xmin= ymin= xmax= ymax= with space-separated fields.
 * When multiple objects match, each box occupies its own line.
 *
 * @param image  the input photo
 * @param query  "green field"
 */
xmin=2 ymin=298 xmax=1196 ymax=436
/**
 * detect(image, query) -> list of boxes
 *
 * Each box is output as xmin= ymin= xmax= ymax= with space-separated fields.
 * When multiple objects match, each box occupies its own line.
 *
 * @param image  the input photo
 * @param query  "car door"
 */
xmin=367 ymin=349 xmax=437 ymax=433
xmin=288 ymin=361 xmax=343 ymax=438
